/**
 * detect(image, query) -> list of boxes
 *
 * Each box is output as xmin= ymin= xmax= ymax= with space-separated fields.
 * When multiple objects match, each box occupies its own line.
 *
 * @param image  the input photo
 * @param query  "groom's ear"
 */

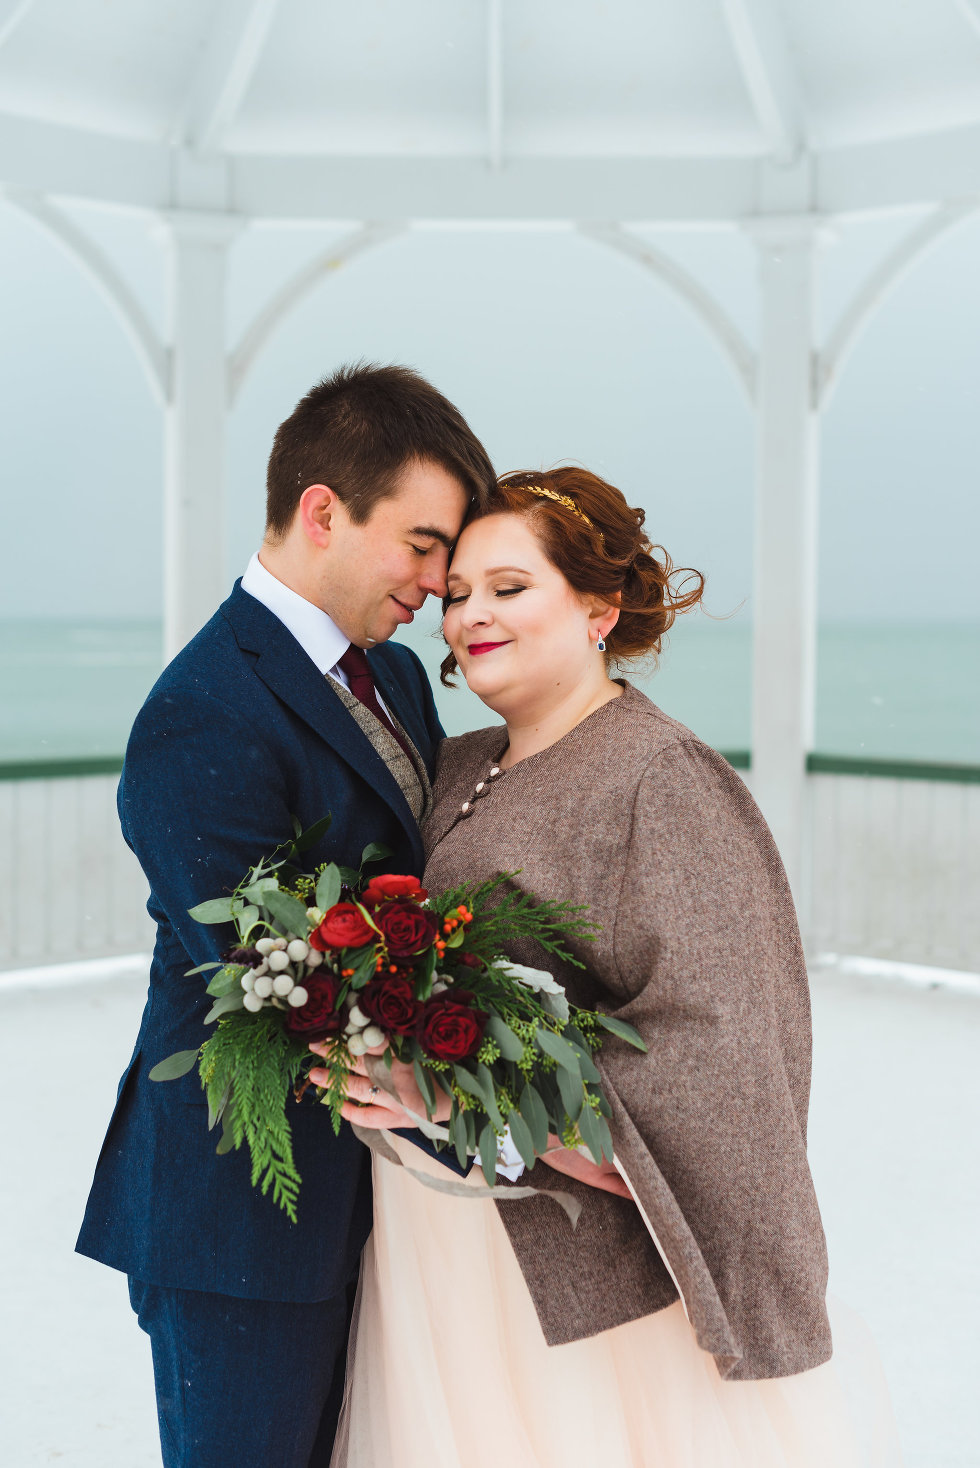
xmin=298 ymin=484 xmax=339 ymax=548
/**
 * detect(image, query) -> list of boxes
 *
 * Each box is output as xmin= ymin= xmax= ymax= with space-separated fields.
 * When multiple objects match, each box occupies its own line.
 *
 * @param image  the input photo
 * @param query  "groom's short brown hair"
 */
xmin=265 ymin=362 xmax=495 ymax=535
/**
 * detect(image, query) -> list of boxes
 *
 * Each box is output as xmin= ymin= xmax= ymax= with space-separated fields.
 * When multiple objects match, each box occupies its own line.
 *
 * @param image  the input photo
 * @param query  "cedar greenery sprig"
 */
xmin=430 ymin=871 xmax=597 ymax=967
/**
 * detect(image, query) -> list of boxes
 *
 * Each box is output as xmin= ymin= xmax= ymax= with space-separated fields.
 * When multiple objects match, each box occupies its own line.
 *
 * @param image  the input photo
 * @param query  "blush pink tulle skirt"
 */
xmin=330 ymin=1135 xmax=903 ymax=1468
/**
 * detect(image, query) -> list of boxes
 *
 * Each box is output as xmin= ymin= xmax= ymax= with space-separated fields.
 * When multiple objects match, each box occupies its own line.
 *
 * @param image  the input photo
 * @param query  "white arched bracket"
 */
xmin=227 ymin=221 xmax=406 ymax=404
xmin=2 ymin=188 xmax=170 ymax=406
xmin=816 ymin=200 xmax=979 ymax=410
xmin=577 ymin=222 xmax=757 ymax=403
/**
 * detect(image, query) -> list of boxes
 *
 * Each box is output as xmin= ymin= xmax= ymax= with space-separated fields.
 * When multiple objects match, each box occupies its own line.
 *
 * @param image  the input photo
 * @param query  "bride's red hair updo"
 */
xmin=441 ymin=467 xmax=706 ymax=685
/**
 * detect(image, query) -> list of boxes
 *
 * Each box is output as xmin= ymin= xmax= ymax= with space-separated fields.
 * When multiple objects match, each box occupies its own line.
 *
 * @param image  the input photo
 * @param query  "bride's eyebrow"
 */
xmin=446 ymin=564 xmax=532 ymax=585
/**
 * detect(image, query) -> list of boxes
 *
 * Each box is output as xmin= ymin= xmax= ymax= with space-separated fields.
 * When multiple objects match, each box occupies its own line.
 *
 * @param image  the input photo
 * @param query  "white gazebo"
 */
xmin=2 ymin=0 xmax=979 ymax=964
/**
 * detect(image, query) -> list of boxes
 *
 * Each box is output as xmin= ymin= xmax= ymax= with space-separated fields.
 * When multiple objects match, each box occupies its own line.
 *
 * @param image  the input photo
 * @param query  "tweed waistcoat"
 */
xmin=422 ymin=683 xmax=832 ymax=1382
xmin=327 ymin=675 xmax=432 ymax=826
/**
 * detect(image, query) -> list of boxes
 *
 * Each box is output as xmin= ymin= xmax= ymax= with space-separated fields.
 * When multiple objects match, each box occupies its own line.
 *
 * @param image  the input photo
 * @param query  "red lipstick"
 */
xmin=467 ymin=641 xmax=510 ymax=656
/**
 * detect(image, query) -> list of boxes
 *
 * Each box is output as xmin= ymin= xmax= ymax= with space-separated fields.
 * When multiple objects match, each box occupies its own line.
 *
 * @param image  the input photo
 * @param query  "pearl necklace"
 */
xmin=459 ymin=761 xmax=504 ymax=817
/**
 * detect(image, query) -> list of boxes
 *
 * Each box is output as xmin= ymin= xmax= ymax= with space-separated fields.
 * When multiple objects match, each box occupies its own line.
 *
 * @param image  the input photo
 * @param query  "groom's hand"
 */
xmin=308 ymin=1045 xmax=452 ymax=1131
xmin=537 ymin=1134 xmax=632 ymax=1199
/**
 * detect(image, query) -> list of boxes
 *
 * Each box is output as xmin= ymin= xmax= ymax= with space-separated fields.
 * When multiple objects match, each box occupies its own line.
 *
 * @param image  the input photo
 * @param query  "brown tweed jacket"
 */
xmin=422 ymin=682 xmax=832 ymax=1381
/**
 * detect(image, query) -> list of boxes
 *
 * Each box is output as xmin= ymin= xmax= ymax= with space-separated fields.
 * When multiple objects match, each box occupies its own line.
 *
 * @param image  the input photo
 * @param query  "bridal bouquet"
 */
xmin=151 ymin=819 xmax=644 ymax=1222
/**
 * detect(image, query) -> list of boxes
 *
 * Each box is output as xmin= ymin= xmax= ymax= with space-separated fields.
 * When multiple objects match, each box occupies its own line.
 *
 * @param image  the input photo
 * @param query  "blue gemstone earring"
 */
xmin=596 ymin=637 xmax=606 ymax=652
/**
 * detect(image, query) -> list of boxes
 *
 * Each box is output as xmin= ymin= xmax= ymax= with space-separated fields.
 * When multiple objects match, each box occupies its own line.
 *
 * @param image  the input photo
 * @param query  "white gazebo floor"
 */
xmin=1 ymin=963 xmax=977 ymax=1468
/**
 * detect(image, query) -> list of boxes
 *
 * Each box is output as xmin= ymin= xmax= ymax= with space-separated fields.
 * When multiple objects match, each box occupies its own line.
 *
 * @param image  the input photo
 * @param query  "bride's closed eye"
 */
xmin=444 ymin=584 xmax=526 ymax=607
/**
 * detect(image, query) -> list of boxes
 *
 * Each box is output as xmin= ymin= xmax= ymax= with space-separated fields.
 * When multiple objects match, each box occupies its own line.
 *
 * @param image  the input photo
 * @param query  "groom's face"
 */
xmin=327 ymin=458 xmax=470 ymax=647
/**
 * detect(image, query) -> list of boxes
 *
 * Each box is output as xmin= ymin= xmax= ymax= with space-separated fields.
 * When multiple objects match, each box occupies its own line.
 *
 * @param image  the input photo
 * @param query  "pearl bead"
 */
xmin=475 ymin=781 xmax=485 ymax=793
xmin=460 ymin=801 xmax=472 ymax=815
xmin=489 ymin=766 xmax=501 ymax=778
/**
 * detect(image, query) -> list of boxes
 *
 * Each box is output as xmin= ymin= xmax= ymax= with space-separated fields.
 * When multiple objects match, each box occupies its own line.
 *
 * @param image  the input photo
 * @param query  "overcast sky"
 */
xmin=2 ymin=201 xmax=978 ymax=625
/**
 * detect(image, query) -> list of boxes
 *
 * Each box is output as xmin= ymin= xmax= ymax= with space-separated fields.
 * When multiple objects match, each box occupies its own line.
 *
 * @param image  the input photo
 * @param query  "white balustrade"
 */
xmin=1 ymin=769 xmax=977 ymax=975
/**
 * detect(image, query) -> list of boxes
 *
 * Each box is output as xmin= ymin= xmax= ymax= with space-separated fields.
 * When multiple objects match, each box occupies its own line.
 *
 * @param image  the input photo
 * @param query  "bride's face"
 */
xmin=443 ymin=514 xmax=600 ymax=716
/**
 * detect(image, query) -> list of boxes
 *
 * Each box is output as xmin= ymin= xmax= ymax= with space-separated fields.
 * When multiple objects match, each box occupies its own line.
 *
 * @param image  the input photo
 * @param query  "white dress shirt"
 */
xmin=240 ymin=551 xmax=525 ymax=1180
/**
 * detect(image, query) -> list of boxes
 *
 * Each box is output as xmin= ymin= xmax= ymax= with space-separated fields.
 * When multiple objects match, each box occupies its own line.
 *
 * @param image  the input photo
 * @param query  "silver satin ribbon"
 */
xmin=354 ymin=1054 xmax=583 ymax=1228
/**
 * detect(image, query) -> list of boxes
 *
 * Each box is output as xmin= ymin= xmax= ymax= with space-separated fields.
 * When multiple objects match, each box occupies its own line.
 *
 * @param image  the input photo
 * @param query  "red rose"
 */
xmin=360 ymin=977 xmax=421 ymax=1036
xmin=361 ymin=874 xmax=428 ymax=908
xmin=416 ymin=993 xmax=486 ymax=1062
xmin=310 ymin=902 xmax=375 ymax=951
xmin=284 ymin=973 xmax=344 ymax=1038
xmin=374 ymin=900 xmax=439 ymax=958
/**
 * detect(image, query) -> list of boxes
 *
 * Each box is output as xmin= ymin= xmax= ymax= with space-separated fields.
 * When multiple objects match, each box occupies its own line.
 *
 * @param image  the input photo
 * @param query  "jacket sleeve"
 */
xmin=119 ymin=686 xmax=293 ymax=971
xmin=594 ymin=739 xmax=831 ymax=1380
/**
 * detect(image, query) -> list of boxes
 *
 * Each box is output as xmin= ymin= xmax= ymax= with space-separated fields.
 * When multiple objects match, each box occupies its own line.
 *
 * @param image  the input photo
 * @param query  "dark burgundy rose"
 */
xmin=374 ymin=900 xmax=439 ymax=958
xmin=223 ymin=945 xmax=261 ymax=967
xmin=284 ymin=973 xmax=344 ymax=1038
xmin=455 ymin=952 xmax=484 ymax=971
xmin=416 ymin=992 xmax=487 ymax=1062
xmin=310 ymin=903 xmax=375 ymax=952
xmin=360 ymin=977 xmax=421 ymax=1036
xmin=361 ymin=874 xmax=428 ymax=908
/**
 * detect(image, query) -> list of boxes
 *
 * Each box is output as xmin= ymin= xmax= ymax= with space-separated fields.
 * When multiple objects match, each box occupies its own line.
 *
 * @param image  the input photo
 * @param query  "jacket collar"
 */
xmin=221 ymin=582 xmax=424 ymax=867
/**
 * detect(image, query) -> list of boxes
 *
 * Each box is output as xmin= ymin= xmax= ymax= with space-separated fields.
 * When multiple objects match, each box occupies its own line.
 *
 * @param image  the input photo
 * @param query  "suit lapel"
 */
xmin=222 ymin=586 xmax=423 ymax=865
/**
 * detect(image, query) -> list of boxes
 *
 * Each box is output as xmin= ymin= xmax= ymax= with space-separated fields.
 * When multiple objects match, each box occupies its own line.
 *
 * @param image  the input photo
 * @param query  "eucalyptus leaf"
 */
xmin=204 ymin=990 xmax=246 ymax=1024
xmin=596 ymin=1014 xmax=647 ymax=1050
xmin=475 ymin=1063 xmax=505 ymax=1130
xmin=535 ymin=1027 xmax=583 ymax=1077
xmin=360 ymin=840 xmax=392 ymax=869
xmin=315 ymin=863 xmax=342 ymax=913
xmin=187 ymin=897 xmax=240 ymax=924
xmin=293 ymin=813 xmax=333 ymax=853
xmin=478 ymin=1120 xmax=498 ymax=1187
xmin=486 ymin=1014 xmax=524 ymax=1062
xmin=413 ymin=1060 xmax=436 ymax=1118
xmin=564 ymin=1026 xmax=601 ymax=1083
xmin=207 ymin=1077 xmax=233 ymax=1133
xmin=576 ymin=1099 xmax=603 ymax=1163
xmin=453 ymin=1064 xmax=494 ymax=1121
xmin=444 ymin=926 xmax=466 ymax=949
xmin=215 ymin=1107 xmax=237 ymax=1155
xmin=596 ymin=1113 xmax=615 ymax=1163
xmin=206 ymin=964 xmax=245 ymax=997
xmin=148 ymin=1048 xmax=201 ymax=1082
xmin=238 ymin=905 xmax=261 ymax=939
xmin=242 ymin=878 xmax=278 ymax=902
xmin=555 ymin=1063 xmax=584 ymax=1123
xmin=262 ymin=887 xmax=311 ymax=937
xmin=184 ymin=961 xmax=222 ymax=977
xmin=506 ymin=1108 xmax=537 ymax=1169
xmin=415 ymin=945 xmax=436 ymax=1003
xmin=451 ymin=1105 xmax=469 ymax=1169
xmin=348 ymin=943 xmax=377 ymax=990
xmin=519 ymin=1083 xmax=550 ymax=1153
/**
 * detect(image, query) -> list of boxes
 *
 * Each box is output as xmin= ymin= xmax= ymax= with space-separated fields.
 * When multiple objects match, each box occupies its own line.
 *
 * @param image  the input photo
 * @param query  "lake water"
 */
xmin=1 ymin=614 xmax=976 ymax=766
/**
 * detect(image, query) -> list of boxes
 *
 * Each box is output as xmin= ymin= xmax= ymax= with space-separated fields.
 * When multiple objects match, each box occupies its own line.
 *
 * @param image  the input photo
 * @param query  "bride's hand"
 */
xmin=538 ymin=1133 xmax=632 ymax=1199
xmin=308 ymin=1044 xmax=452 ymax=1131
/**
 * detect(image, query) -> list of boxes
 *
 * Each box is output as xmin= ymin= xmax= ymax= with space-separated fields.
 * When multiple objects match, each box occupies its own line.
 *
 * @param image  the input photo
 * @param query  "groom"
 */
xmin=76 ymin=363 xmax=495 ymax=1467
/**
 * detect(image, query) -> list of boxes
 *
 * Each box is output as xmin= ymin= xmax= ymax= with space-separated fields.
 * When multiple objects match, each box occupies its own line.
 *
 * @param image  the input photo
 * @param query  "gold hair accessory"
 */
xmin=526 ymin=485 xmax=604 ymax=541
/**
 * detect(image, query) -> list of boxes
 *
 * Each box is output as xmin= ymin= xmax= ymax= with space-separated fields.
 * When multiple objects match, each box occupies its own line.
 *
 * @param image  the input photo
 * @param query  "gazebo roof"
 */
xmin=2 ymin=0 xmax=980 ymax=219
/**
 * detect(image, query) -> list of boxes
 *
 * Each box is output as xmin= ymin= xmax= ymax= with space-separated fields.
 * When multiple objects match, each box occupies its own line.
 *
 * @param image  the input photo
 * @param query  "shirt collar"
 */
xmin=240 ymin=552 xmax=350 ymax=677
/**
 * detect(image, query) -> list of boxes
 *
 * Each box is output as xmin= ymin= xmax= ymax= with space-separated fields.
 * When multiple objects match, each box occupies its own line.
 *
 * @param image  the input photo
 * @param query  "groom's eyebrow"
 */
xmin=410 ymin=524 xmax=455 ymax=549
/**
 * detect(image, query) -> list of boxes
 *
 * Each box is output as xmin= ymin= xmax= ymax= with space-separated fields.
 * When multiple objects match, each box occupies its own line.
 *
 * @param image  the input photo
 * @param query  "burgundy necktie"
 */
xmin=337 ymin=644 xmax=414 ymax=760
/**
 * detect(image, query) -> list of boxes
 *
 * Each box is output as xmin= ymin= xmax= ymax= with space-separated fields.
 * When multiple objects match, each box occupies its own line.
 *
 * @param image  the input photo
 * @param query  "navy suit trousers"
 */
xmin=129 ymin=1275 xmax=357 ymax=1468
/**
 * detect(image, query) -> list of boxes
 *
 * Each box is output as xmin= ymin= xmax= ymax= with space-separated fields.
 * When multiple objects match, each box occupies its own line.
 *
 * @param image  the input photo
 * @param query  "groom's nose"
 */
xmin=417 ymin=549 xmax=451 ymax=598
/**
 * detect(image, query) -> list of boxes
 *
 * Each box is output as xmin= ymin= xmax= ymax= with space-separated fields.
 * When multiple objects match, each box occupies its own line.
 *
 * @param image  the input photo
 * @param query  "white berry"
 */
xmin=243 ymin=991 xmax=265 ymax=1012
xmin=253 ymin=975 xmax=274 ymax=999
xmin=271 ymin=937 xmax=287 ymax=950
xmin=287 ymin=986 xmax=308 ymax=1007
xmin=348 ymin=1005 xmax=368 ymax=1028
xmin=254 ymin=937 xmax=275 ymax=956
xmin=287 ymin=939 xmax=309 ymax=962
xmin=348 ymin=1033 xmax=368 ymax=1057
xmin=272 ymin=974 xmax=295 ymax=997
xmin=241 ymin=972 xmax=256 ymax=992
xmin=362 ymin=1025 xmax=385 ymax=1048
xmin=305 ymin=949 xmax=324 ymax=969
xmin=267 ymin=949 xmax=290 ymax=972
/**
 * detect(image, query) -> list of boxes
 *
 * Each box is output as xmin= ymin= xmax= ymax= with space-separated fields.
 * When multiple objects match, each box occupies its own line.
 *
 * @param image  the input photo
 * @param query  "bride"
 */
xmin=310 ymin=468 xmax=902 ymax=1468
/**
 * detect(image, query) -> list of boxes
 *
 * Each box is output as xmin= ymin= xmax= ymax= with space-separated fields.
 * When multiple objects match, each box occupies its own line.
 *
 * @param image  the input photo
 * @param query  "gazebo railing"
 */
xmin=1 ymin=753 xmax=977 ymax=975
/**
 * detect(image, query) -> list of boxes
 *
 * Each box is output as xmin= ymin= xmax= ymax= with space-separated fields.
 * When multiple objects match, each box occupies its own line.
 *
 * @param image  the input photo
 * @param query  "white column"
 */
xmin=748 ymin=219 xmax=820 ymax=906
xmin=162 ymin=211 xmax=239 ymax=662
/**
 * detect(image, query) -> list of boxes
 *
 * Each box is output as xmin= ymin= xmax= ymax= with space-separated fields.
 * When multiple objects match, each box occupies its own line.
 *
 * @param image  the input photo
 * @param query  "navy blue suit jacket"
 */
xmin=76 ymin=582 xmax=444 ymax=1302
